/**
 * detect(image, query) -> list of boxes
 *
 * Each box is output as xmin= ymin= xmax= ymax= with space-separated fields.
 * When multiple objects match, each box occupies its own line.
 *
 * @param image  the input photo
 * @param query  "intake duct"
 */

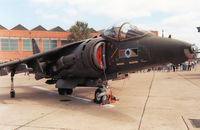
xmin=92 ymin=42 xmax=106 ymax=70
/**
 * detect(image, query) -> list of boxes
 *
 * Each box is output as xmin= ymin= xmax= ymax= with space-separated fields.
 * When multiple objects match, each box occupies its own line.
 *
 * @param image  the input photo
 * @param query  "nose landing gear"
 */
xmin=94 ymin=84 xmax=117 ymax=105
xmin=94 ymin=88 xmax=107 ymax=104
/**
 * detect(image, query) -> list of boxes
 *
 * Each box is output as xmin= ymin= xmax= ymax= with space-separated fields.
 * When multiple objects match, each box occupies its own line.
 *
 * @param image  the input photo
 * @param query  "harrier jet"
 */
xmin=0 ymin=22 xmax=197 ymax=104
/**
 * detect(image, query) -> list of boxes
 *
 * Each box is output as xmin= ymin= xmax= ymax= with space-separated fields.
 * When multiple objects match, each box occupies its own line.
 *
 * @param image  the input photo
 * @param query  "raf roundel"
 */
xmin=125 ymin=48 xmax=132 ymax=58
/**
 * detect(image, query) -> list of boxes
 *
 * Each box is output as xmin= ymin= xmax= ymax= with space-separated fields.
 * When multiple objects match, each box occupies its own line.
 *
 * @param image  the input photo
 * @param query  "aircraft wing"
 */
xmin=0 ymin=39 xmax=83 ymax=75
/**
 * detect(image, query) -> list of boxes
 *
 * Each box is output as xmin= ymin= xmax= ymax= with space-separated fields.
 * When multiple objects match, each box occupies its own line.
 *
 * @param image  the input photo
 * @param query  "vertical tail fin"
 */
xmin=32 ymin=39 xmax=40 ymax=54
xmin=31 ymin=39 xmax=44 ymax=79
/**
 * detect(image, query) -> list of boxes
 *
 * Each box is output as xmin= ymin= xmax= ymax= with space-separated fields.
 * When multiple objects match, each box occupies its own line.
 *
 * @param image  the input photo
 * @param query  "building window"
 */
xmin=1 ymin=39 xmax=18 ymax=51
xmin=61 ymin=40 xmax=71 ymax=46
xmin=43 ymin=40 xmax=57 ymax=51
xmin=23 ymin=39 xmax=32 ymax=51
xmin=23 ymin=39 xmax=39 ymax=51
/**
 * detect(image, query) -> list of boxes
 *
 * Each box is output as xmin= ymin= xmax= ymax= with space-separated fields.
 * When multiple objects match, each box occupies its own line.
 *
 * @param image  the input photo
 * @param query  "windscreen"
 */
xmin=103 ymin=22 xmax=147 ymax=41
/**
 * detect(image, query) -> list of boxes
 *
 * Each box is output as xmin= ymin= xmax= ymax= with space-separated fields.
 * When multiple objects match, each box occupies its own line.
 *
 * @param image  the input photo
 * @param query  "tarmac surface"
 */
xmin=1 ymin=66 xmax=200 ymax=130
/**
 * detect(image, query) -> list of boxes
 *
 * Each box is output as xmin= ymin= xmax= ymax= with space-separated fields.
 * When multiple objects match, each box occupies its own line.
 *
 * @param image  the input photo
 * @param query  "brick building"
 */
xmin=0 ymin=24 xmax=100 ymax=62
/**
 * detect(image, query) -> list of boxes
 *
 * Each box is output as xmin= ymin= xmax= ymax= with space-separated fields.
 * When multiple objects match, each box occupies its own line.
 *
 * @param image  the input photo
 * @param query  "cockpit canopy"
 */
xmin=103 ymin=22 xmax=147 ymax=41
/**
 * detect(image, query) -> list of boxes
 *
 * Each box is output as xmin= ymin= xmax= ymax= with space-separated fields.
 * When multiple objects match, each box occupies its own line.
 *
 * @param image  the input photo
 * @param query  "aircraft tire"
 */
xmin=10 ymin=90 xmax=15 ymax=98
xmin=94 ymin=88 xmax=104 ymax=104
xmin=58 ymin=88 xmax=65 ymax=95
xmin=66 ymin=89 xmax=73 ymax=95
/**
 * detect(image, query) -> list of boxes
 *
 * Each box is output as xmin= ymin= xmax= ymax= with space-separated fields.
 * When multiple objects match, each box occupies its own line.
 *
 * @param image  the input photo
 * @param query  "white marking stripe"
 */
xmin=68 ymin=95 xmax=92 ymax=102
xmin=31 ymin=86 xmax=92 ymax=102
xmin=32 ymin=86 xmax=57 ymax=94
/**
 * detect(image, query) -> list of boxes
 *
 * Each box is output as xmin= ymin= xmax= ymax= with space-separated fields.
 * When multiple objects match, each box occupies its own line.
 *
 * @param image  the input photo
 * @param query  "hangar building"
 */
xmin=0 ymin=24 xmax=99 ymax=62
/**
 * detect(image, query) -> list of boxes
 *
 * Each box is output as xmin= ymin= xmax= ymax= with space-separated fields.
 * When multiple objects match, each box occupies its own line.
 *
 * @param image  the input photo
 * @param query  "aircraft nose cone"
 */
xmin=147 ymin=37 xmax=194 ymax=64
xmin=184 ymin=44 xmax=198 ymax=59
xmin=165 ymin=39 xmax=194 ymax=64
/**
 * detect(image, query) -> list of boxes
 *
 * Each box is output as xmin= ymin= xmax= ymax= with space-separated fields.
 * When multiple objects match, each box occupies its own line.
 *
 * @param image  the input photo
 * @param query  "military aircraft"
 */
xmin=0 ymin=22 xmax=197 ymax=104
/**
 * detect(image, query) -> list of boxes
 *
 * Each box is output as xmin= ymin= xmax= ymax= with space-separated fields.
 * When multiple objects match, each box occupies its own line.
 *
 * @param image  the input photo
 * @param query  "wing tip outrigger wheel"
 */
xmin=10 ymin=70 xmax=16 ymax=98
xmin=10 ymin=90 xmax=15 ymax=98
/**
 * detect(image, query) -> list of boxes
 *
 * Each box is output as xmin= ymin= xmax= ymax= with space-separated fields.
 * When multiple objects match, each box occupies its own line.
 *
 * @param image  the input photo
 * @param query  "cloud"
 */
xmin=31 ymin=0 xmax=67 ymax=9
xmin=64 ymin=8 xmax=79 ymax=17
xmin=31 ymin=0 xmax=153 ymax=20
xmin=160 ymin=12 xmax=200 ymax=45
xmin=162 ymin=12 xmax=200 ymax=28
xmin=31 ymin=0 xmax=200 ymax=21
xmin=35 ymin=9 xmax=59 ymax=19
xmin=35 ymin=9 xmax=75 ymax=25
xmin=31 ymin=0 xmax=200 ymax=46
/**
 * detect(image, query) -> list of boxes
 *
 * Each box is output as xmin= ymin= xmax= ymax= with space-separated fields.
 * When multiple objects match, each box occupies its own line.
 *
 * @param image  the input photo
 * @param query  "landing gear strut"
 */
xmin=10 ymin=70 xmax=16 ymax=98
xmin=58 ymin=88 xmax=73 ymax=95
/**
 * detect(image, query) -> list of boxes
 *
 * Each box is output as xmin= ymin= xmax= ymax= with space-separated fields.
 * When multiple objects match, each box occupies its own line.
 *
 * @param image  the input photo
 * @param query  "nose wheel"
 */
xmin=94 ymin=85 xmax=117 ymax=105
xmin=94 ymin=88 xmax=107 ymax=104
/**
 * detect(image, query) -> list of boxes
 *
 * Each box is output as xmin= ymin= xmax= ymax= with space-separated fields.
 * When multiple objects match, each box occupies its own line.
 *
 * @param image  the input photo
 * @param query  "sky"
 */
xmin=0 ymin=0 xmax=200 ymax=46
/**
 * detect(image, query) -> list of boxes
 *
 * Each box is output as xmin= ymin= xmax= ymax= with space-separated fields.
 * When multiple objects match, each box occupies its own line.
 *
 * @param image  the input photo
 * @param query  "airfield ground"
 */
xmin=1 ymin=66 xmax=200 ymax=130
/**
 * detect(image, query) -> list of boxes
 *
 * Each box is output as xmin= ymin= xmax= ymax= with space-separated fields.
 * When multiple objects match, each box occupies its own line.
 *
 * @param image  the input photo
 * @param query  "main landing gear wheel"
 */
xmin=58 ymin=88 xmax=65 ymax=95
xmin=58 ymin=88 xmax=73 ymax=95
xmin=66 ymin=89 xmax=73 ymax=95
xmin=94 ymin=88 xmax=106 ymax=104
